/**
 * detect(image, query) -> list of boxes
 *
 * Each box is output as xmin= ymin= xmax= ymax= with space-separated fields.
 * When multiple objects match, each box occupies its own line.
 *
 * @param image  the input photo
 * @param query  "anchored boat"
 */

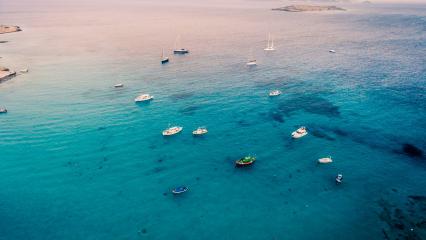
xmin=161 ymin=48 xmax=169 ymax=64
xmin=134 ymin=94 xmax=154 ymax=102
xmin=236 ymin=156 xmax=256 ymax=166
xmin=318 ymin=156 xmax=333 ymax=164
xmin=192 ymin=127 xmax=208 ymax=136
xmin=291 ymin=126 xmax=308 ymax=138
xmin=114 ymin=83 xmax=124 ymax=88
xmin=173 ymin=35 xmax=189 ymax=54
xmin=162 ymin=126 xmax=183 ymax=136
xmin=0 ymin=107 xmax=7 ymax=113
xmin=269 ymin=90 xmax=282 ymax=97
xmin=172 ymin=186 xmax=188 ymax=194
xmin=264 ymin=33 xmax=275 ymax=51
xmin=335 ymin=174 xmax=343 ymax=184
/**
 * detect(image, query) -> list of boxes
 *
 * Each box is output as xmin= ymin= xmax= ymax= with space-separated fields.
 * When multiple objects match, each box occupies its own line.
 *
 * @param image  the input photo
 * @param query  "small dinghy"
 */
xmin=0 ymin=107 xmax=7 ymax=113
xmin=172 ymin=186 xmax=188 ymax=194
xmin=329 ymin=50 xmax=336 ymax=53
xmin=335 ymin=174 xmax=343 ymax=184
xmin=134 ymin=94 xmax=154 ymax=102
xmin=236 ymin=156 xmax=256 ymax=167
xmin=114 ymin=83 xmax=124 ymax=88
xmin=162 ymin=126 xmax=183 ymax=136
xmin=269 ymin=90 xmax=282 ymax=97
xmin=192 ymin=127 xmax=208 ymax=136
xmin=291 ymin=126 xmax=308 ymax=139
xmin=318 ymin=156 xmax=333 ymax=164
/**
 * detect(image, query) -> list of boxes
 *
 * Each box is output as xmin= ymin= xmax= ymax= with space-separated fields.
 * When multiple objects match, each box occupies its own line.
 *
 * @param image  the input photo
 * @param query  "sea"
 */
xmin=0 ymin=0 xmax=425 ymax=239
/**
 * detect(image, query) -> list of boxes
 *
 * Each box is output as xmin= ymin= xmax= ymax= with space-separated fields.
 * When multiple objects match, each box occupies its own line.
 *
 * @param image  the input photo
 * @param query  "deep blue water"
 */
xmin=0 ymin=1 xmax=425 ymax=239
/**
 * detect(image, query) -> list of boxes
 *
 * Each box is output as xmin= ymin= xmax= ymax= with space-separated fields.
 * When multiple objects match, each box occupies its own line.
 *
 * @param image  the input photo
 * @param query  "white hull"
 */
xmin=162 ymin=126 xmax=183 ymax=136
xmin=318 ymin=157 xmax=333 ymax=164
xmin=135 ymin=94 xmax=154 ymax=102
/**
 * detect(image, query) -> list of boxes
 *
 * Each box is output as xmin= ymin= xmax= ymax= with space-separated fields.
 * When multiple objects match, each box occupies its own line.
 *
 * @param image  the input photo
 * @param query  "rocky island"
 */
xmin=272 ymin=5 xmax=346 ymax=12
xmin=0 ymin=25 xmax=22 ymax=34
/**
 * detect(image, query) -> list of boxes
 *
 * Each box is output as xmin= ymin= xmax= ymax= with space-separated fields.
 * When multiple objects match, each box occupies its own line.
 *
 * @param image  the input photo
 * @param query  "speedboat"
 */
xmin=291 ymin=126 xmax=308 ymax=138
xmin=236 ymin=156 xmax=256 ymax=167
xmin=0 ymin=107 xmax=7 ymax=113
xmin=335 ymin=174 xmax=343 ymax=184
xmin=318 ymin=156 xmax=333 ymax=164
xmin=134 ymin=94 xmax=154 ymax=102
xmin=172 ymin=186 xmax=188 ymax=194
xmin=162 ymin=126 xmax=183 ymax=136
xmin=329 ymin=50 xmax=336 ymax=53
xmin=269 ymin=90 xmax=282 ymax=97
xmin=114 ymin=83 xmax=124 ymax=88
xmin=246 ymin=60 xmax=257 ymax=66
xmin=192 ymin=127 xmax=208 ymax=136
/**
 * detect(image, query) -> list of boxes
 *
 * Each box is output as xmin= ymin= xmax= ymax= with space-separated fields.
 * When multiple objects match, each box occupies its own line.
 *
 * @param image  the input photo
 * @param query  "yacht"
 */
xmin=264 ymin=33 xmax=275 ymax=51
xmin=161 ymin=48 xmax=169 ymax=64
xmin=134 ymin=94 xmax=154 ymax=102
xmin=0 ymin=107 xmax=7 ymax=113
xmin=192 ymin=127 xmax=208 ymax=136
xmin=269 ymin=90 xmax=282 ymax=97
xmin=291 ymin=126 xmax=308 ymax=138
xmin=246 ymin=48 xmax=257 ymax=66
xmin=173 ymin=35 xmax=189 ymax=54
xmin=114 ymin=83 xmax=124 ymax=88
xmin=318 ymin=156 xmax=333 ymax=164
xmin=162 ymin=126 xmax=183 ymax=136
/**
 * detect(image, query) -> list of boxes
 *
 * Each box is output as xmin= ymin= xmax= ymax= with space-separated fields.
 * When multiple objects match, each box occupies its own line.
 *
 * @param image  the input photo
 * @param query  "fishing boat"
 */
xmin=235 ymin=156 xmax=256 ymax=166
xmin=172 ymin=186 xmax=188 ymax=194
xmin=192 ymin=127 xmax=208 ymax=136
xmin=161 ymin=48 xmax=169 ymax=64
xmin=269 ymin=90 xmax=282 ymax=97
xmin=0 ymin=107 xmax=7 ymax=113
xmin=162 ymin=126 xmax=183 ymax=136
xmin=246 ymin=48 xmax=257 ymax=66
xmin=329 ymin=50 xmax=336 ymax=53
xmin=134 ymin=94 xmax=154 ymax=102
xmin=114 ymin=83 xmax=124 ymax=88
xmin=318 ymin=156 xmax=333 ymax=164
xmin=173 ymin=35 xmax=189 ymax=54
xmin=335 ymin=174 xmax=343 ymax=184
xmin=264 ymin=33 xmax=275 ymax=51
xmin=291 ymin=126 xmax=308 ymax=138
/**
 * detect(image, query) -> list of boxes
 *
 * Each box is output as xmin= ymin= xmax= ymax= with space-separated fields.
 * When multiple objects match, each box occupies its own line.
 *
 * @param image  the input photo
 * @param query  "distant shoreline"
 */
xmin=272 ymin=5 xmax=346 ymax=12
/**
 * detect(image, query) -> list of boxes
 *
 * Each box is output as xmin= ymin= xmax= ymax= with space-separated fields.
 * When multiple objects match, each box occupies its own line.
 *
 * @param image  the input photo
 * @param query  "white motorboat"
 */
xmin=269 ymin=90 xmax=282 ymax=97
xmin=173 ymin=35 xmax=189 ymax=54
xmin=264 ymin=33 xmax=275 ymax=51
xmin=162 ymin=126 xmax=183 ymax=136
xmin=318 ymin=156 xmax=333 ymax=164
xmin=134 ymin=94 xmax=154 ymax=102
xmin=329 ymin=50 xmax=336 ymax=53
xmin=192 ymin=127 xmax=208 ymax=136
xmin=291 ymin=126 xmax=308 ymax=138
xmin=0 ymin=107 xmax=7 ymax=113
xmin=20 ymin=68 xmax=29 ymax=73
xmin=114 ymin=83 xmax=124 ymax=88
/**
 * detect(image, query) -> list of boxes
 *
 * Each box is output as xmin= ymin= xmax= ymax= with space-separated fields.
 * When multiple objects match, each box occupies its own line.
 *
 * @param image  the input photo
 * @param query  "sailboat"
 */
xmin=246 ymin=48 xmax=257 ymax=66
xmin=161 ymin=48 xmax=169 ymax=64
xmin=264 ymin=33 xmax=275 ymax=51
xmin=173 ymin=35 xmax=189 ymax=54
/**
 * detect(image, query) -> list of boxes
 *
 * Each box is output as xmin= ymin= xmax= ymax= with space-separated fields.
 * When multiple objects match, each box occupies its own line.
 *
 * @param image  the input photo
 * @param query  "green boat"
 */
xmin=235 ymin=156 xmax=256 ymax=166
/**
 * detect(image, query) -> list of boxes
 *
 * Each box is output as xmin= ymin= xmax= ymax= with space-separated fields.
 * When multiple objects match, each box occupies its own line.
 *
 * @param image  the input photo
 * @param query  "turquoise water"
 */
xmin=0 ymin=1 xmax=425 ymax=239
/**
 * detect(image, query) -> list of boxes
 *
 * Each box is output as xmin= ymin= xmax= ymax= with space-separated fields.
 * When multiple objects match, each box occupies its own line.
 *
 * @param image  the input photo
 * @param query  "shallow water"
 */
xmin=0 ymin=1 xmax=425 ymax=239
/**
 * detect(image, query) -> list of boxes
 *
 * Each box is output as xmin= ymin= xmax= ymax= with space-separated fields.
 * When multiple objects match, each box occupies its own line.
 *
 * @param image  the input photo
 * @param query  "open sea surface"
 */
xmin=0 ymin=1 xmax=425 ymax=239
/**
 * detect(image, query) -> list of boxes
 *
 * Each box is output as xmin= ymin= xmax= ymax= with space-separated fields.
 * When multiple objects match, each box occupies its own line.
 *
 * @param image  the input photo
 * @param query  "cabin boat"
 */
xmin=236 ymin=156 xmax=256 ymax=166
xmin=318 ymin=156 xmax=333 ymax=164
xmin=264 ymin=33 xmax=275 ymax=51
xmin=114 ymin=83 xmax=124 ymax=88
xmin=162 ymin=126 xmax=183 ymax=136
xmin=172 ymin=186 xmax=188 ymax=194
xmin=329 ymin=50 xmax=336 ymax=53
xmin=192 ymin=127 xmax=208 ymax=136
xmin=291 ymin=126 xmax=308 ymax=138
xmin=134 ymin=94 xmax=154 ymax=102
xmin=269 ymin=90 xmax=282 ymax=97
xmin=173 ymin=35 xmax=189 ymax=54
